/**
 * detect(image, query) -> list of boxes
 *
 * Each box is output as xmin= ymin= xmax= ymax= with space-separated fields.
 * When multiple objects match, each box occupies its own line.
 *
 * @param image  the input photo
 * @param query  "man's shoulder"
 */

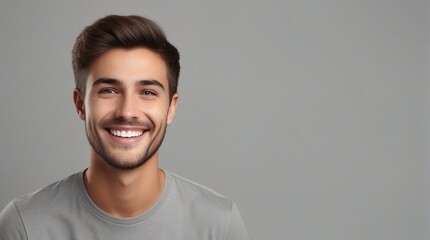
xmin=164 ymin=171 xmax=249 ymax=239
xmin=12 ymin=172 xmax=81 ymax=212
xmin=0 ymin=172 xmax=83 ymax=239
xmin=169 ymin=172 xmax=229 ymax=197
xmin=167 ymin=171 xmax=234 ymax=213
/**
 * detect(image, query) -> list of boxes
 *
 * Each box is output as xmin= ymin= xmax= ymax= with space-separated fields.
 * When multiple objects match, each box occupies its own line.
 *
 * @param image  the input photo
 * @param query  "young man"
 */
xmin=0 ymin=15 xmax=249 ymax=240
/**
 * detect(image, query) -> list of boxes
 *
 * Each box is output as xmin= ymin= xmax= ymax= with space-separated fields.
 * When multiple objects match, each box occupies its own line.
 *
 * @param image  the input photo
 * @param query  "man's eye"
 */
xmin=141 ymin=90 xmax=156 ymax=96
xmin=99 ymin=89 xmax=117 ymax=94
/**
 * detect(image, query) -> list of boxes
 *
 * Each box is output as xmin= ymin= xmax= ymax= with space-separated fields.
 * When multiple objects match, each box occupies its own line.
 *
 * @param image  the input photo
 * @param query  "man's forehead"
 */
xmin=87 ymin=48 xmax=169 ymax=88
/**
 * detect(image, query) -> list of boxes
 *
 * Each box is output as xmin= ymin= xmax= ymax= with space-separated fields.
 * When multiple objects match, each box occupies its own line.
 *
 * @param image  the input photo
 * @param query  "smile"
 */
xmin=109 ymin=129 xmax=144 ymax=138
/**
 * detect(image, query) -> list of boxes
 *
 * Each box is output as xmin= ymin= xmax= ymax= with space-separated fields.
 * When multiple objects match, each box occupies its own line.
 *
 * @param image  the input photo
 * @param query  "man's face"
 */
xmin=74 ymin=48 xmax=178 ymax=169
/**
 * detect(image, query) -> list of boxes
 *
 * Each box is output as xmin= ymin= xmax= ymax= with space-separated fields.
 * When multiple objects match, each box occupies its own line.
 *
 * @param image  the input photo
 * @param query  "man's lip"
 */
xmin=104 ymin=126 xmax=148 ymax=131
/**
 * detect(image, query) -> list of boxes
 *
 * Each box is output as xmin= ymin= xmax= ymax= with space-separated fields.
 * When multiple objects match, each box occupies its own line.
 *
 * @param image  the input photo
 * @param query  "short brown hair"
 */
xmin=72 ymin=15 xmax=180 ymax=100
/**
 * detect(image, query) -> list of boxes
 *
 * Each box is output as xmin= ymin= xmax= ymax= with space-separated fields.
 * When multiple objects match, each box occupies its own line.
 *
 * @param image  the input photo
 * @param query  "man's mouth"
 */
xmin=109 ymin=129 xmax=144 ymax=138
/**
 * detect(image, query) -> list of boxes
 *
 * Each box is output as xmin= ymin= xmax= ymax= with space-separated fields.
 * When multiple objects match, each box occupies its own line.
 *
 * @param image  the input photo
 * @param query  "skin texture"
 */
xmin=73 ymin=48 xmax=178 ymax=217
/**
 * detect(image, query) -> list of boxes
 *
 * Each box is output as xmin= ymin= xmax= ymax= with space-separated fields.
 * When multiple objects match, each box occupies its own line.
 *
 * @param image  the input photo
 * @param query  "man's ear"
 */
xmin=167 ymin=93 xmax=179 ymax=125
xmin=73 ymin=88 xmax=85 ymax=121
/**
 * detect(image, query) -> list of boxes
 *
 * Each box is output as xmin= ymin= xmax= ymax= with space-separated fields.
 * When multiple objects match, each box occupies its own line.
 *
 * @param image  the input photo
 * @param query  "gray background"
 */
xmin=0 ymin=0 xmax=428 ymax=239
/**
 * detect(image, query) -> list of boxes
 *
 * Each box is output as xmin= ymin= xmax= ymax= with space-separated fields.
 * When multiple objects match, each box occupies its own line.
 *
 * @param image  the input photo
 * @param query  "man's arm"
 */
xmin=225 ymin=201 xmax=250 ymax=240
xmin=0 ymin=201 xmax=27 ymax=240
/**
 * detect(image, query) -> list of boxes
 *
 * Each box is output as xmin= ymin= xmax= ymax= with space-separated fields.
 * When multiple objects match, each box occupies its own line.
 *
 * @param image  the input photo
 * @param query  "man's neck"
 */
xmin=84 ymin=153 xmax=165 ymax=218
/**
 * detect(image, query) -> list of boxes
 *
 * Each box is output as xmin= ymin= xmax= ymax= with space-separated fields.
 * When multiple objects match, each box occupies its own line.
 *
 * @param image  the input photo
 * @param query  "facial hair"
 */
xmin=85 ymin=118 xmax=167 ymax=170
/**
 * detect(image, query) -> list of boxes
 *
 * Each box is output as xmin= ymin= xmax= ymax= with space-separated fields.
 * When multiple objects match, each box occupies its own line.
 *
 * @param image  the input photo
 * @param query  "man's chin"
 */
xmin=95 ymin=149 xmax=150 ymax=170
xmin=101 ymin=157 xmax=148 ymax=170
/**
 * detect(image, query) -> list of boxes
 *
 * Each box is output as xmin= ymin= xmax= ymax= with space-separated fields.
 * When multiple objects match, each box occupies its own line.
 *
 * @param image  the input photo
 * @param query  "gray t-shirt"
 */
xmin=0 ymin=170 xmax=249 ymax=240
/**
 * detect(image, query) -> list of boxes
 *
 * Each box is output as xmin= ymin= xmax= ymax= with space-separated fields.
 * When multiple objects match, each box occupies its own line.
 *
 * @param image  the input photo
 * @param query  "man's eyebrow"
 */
xmin=92 ymin=78 xmax=121 ymax=86
xmin=137 ymin=80 xmax=165 ymax=91
xmin=92 ymin=78 xmax=165 ymax=91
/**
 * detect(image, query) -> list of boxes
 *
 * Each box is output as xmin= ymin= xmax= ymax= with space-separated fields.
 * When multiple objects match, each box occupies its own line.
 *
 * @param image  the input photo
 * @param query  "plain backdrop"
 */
xmin=0 ymin=1 xmax=429 ymax=239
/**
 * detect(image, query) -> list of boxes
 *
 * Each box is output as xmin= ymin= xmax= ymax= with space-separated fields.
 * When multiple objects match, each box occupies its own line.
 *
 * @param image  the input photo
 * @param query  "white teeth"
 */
xmin=110 ymin=129 xmax=143 ymax=138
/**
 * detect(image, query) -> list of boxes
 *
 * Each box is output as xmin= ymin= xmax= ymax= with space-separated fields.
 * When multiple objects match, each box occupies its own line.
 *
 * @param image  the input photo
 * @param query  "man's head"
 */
xmin=72 ymin=15 xmax=180 ymax=170
xmin=72 ymin=15 xmax=180 ymax=101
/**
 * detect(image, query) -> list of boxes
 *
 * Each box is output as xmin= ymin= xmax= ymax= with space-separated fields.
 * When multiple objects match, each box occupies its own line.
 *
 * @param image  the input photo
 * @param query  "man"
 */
xmin=0 ymin=15 xmax=249 ymax=239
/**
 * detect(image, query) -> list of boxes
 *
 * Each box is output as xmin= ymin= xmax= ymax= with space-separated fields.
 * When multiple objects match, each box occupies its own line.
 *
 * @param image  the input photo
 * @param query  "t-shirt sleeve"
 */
xmin=225 ymin=201 xmax=249 ymax=240
xmin=0 ymin=201 xmax=28 ymax=240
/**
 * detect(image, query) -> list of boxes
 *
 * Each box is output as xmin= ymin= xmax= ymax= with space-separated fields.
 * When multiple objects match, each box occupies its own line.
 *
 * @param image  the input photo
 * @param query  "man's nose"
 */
xmin=115 ymin=92 xmax=139 ymax=121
